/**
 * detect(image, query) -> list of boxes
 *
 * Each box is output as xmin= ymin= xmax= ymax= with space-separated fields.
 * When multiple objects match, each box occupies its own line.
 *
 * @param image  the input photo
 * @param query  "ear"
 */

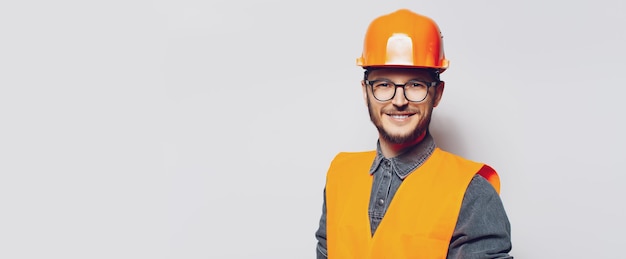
xmin=432 ymin=81 xmax=445 ymax=107
xmin=361 ymin=80 xmax=368 ymax=106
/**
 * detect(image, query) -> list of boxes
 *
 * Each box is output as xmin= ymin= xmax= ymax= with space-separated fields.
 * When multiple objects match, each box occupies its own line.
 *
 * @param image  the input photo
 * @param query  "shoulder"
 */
xmin=330 ymin=151 xmax=376 ymax=164
xmin=457 ymin=174 xmax=510 ymax=232
xmin=437 ymin=149 xmax=501 ymax=193
xmin=326 ymin=151 xmax=376 ymax=179
xmin=466 ymin=174 xmax=499 ymax=198
xmin=460 ymin=174 xmax=508 ymax=220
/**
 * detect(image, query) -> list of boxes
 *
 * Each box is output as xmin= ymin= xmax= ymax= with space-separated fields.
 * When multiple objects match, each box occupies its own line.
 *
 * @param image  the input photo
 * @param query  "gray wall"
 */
xmin=1 ymin=0 xmax=624 ymax=258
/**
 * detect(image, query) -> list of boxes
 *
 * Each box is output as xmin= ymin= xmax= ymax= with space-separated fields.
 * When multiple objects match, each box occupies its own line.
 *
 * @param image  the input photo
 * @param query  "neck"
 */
xmin=379 ymin=131 xmax=427 ymax=158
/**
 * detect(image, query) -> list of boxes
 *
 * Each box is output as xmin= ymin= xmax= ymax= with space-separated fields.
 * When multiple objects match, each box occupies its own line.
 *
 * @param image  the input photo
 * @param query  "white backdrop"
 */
xmin=1 ymin=0 xmax=625 ymax=258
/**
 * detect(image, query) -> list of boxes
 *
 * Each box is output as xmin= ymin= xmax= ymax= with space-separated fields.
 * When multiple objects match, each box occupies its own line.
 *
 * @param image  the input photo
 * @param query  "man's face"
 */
xmin=362 ymin=68 xmax=444 ymax=144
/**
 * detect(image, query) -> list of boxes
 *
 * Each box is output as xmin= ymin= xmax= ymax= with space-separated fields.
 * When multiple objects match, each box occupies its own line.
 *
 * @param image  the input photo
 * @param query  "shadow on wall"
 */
xmin=429 ymin=113 xmax=467 ymax=156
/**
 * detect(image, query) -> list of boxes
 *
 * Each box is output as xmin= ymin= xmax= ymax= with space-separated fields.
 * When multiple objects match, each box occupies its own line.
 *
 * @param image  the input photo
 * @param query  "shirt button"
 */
xmin=378 ymin=199 xmax=385 ymax=205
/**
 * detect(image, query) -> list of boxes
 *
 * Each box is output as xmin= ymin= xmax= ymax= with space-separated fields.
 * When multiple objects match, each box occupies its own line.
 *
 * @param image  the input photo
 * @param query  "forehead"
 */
xmin=368 ymin=68 xmax=434 ymax=81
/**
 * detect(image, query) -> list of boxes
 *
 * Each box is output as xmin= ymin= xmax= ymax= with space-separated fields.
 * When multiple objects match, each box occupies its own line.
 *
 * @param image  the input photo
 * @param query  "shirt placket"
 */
xmin=370 ymin=159 xmax=393 ymax=235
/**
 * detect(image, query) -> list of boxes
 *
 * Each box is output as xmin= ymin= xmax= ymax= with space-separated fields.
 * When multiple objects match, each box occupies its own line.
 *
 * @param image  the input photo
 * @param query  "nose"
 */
xmin=391 ymin=86 xmax=409 ymax=106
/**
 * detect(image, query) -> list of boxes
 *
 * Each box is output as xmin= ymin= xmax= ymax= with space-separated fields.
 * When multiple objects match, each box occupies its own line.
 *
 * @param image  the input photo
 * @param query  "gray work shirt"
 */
xmin=315 ymin=133 xmax=513 ymax=258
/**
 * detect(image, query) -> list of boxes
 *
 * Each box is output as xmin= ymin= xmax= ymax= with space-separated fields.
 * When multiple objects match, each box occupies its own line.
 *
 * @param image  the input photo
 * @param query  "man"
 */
xmin=315 ymin=9 xmax=513 ymax=258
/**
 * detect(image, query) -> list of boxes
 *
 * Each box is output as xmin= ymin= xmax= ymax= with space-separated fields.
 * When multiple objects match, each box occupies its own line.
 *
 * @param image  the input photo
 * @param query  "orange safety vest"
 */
xmin=325 ymin=148 xmax=500 ymax=259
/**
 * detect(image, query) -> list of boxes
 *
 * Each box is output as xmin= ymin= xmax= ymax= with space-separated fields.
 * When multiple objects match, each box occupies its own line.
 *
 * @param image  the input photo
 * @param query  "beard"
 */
xmin=367 ymin=97 xmax=433 ymax=144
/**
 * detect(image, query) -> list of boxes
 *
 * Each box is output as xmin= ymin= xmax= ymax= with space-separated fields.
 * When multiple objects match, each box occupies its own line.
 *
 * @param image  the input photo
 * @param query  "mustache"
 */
xmin=382 ymin=107 xmax=419 ymax=114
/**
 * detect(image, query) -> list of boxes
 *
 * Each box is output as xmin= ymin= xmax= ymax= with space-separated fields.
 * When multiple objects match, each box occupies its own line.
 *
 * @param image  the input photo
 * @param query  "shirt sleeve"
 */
xmin=448 ymin=175 xmax=514 ymax=259
xmin=315 ymin=188 xmax=328 ymax=259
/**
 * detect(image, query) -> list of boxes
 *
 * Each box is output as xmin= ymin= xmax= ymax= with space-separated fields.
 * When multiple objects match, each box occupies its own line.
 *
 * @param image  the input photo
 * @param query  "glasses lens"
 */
xmin=371 ymin=81 xmax=395 ymax=101
xmin=404 ymin=80 xmax=429 ymax=102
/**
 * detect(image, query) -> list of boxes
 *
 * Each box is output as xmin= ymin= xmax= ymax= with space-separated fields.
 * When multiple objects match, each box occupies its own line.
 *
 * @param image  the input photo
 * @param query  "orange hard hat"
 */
xmin=356 ymin=9 xmax=449 ymax=73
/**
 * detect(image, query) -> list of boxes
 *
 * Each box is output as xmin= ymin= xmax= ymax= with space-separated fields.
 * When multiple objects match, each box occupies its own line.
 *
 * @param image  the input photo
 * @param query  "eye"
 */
xmin=373 ymin=81 xmax=393 ymax=88
xmin=406 ymin=81 xmax=427 ymax=89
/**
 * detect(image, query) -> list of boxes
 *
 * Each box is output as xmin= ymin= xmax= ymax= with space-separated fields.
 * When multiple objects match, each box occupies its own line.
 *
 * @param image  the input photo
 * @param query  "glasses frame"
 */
xmin=365 ymin=79 xmax=439 ymax=102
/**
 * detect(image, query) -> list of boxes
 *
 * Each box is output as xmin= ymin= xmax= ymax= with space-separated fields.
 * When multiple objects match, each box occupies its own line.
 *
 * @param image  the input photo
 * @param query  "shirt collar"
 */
xmin=369 ymin=132 xmax=436 ymax=179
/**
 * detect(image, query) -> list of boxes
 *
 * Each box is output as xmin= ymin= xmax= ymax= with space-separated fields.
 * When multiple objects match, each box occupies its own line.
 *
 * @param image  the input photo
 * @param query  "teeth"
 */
xmin=390 ymin=115 xmax=409 ymax=119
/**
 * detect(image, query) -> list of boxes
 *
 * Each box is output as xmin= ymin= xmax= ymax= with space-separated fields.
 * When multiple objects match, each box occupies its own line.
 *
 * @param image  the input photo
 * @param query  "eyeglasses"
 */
xmin=365 ymin=79 xmax=438 ymax=102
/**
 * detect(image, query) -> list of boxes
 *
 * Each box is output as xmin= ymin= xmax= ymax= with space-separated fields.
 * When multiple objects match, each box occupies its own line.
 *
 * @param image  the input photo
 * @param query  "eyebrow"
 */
xmin=369 ymin=77 xmax=431 ymax=82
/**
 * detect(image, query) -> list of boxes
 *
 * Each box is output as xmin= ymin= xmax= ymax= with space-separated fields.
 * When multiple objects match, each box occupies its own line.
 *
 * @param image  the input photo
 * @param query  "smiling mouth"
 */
xmin=386 ymin=113 xmax=415 ymax=119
